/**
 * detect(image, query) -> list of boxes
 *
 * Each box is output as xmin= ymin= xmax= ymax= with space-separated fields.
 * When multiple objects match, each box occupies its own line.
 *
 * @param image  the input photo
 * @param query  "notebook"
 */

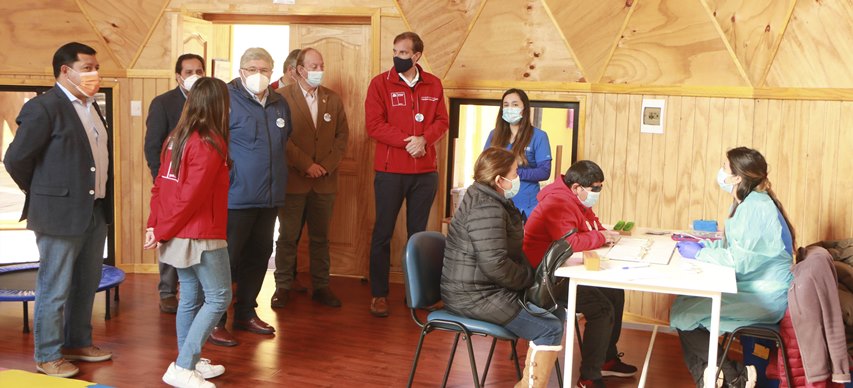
xmin=604 ymin=237 xmax=676 ymax=265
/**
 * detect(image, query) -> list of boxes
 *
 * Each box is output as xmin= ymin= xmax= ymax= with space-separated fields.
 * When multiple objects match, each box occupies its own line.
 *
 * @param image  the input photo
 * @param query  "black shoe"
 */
xmin=270 ymin=288 xmax=290 ymax=309
xmin=312 ymin=287 xmax=342 ymax=307
xmin=600 ymin=353 xmax=637 ymax=378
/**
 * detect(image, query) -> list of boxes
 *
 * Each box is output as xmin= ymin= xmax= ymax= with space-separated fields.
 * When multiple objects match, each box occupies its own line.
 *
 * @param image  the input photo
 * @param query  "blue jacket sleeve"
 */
xmin=483 ymin=130 xmax=495 ymax=151
xmin=517 ymin=130 xmax=551 ymax=182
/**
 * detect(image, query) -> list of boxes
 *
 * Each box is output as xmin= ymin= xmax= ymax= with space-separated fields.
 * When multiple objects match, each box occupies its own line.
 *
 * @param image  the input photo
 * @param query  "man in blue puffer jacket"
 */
xmin=209 ymin=47 xmax=292 ymax=347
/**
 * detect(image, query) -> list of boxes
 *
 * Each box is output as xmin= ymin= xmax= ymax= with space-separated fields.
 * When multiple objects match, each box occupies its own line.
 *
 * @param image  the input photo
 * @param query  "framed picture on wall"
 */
xmin=211 ymin=59 xmax=231 ymax=83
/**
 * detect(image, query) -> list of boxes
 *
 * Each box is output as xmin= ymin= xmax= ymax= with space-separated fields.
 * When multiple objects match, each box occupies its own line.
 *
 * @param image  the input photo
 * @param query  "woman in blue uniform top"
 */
xmin=484 ymin=88 xmax=552 ymax=220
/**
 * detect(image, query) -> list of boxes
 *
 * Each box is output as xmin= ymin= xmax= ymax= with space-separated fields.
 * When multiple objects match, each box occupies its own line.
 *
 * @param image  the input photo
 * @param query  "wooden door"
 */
xmin=289 ymin=24 xmax=372 ymax=278
xmin=174 ymin=15 xmax=214 ymax=75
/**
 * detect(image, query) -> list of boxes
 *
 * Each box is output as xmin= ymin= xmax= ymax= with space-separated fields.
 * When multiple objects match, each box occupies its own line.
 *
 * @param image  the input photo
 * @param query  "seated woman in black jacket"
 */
xmin=441 ymin=147 xmax=563 ymax=388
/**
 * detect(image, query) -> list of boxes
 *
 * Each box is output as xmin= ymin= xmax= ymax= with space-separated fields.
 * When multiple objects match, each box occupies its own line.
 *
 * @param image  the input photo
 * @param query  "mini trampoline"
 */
xmin=0 ymin=263 xmax=125 ymax=333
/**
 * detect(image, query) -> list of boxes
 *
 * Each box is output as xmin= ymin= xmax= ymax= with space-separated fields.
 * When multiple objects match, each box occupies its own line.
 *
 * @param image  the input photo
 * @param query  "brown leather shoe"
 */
xmin=36 ymin=358 xmax=79 ymax=378
xmin=370 ymin=297 xmax=389 ymax=317
xmin=312 ymin=287 xmax=342 ymax=307
xmin=270 ymin=288 xmax=290 ymax=309
xmin=61 ymin=345 xmax=112 ymax=362
xmin=207 ymin=325 xmax=238 ymax=347
xmin=234 ymin=317 xmax=275 ymax=335
xmin=291 ymin=277 xmax=308 ymax=293
xmin=159 ymin=295 xmax=178 ymax=313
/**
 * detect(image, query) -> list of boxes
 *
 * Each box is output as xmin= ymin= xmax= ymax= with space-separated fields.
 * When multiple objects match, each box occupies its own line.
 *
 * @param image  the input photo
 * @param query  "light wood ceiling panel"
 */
xmin=78 ymin=0 xmax=168 ymax=69
xmin=765 ymin=0 xmax=853 ymax=88
xmin=133 ymin=12 xmax=172 ymax=70
xmin=602 ymin=0 xmax=748 ymax=86
xmin=702 ymin=0 xmax=793 ymax=86
xmin=0 ymin=0 xmax=121 ymax=74
xmin=396 ymin=0 xmax=484 ymax=78
xmin=544 ymin=0 xmax=633 ymax=83
xmin=167 ymin=0 xmax=400 ymax=14
xmin=445 ymin=0 xmax=583 ymax=83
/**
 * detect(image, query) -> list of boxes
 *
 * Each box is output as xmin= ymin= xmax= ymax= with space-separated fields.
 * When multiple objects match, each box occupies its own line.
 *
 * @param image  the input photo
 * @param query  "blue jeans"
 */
xmin=33 ymin=205 xmax=107 ymax=363
xmin=175 ymin=248 xmax=232 ymax=370
xmin=505 ymin=303 xmax=565 ymax=346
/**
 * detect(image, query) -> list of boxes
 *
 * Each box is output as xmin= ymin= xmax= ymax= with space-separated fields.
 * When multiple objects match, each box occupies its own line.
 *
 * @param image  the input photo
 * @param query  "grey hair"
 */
xmin=240 ymin=47 xmax=274 ymax=69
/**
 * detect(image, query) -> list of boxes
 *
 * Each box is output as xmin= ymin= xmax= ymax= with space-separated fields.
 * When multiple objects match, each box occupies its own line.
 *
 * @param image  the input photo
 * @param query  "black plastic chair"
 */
xmin=716 ymin=323 xmax=793 ymax=387
xmin=402 ymin=231 xmax=566 ymax=388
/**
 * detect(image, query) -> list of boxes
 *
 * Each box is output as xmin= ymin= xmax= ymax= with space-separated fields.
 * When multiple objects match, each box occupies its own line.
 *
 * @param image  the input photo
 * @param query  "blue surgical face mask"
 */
xmin=502 ymin=107 xmax=523 ymax=125
xmin=500 ymin=175 xmax=521 ymax=199
xmin=305 ymin=70 xmax=324 ymax=87
xmin=580 ymin=189 xmax=600 ymax=208
xmin=716 ymin=168 xmax=734 ymax=193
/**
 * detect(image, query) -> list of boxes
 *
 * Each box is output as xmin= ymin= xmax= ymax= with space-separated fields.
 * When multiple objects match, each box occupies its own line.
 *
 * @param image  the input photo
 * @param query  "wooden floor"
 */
xmin=0 ymin=272 xmax=698 ymax=387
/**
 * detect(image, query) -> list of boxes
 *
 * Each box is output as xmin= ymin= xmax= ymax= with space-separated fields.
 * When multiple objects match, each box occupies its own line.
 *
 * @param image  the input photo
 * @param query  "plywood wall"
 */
xmin=580 ymin=93 xmax=853 ymax=323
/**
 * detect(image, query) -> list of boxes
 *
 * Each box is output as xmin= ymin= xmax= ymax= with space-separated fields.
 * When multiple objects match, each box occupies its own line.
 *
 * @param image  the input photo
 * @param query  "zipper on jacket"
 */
xmin=410 ymin=87 xmax=418 ymax=171
xmin=263 ymin=102 xmax=273 ymax=208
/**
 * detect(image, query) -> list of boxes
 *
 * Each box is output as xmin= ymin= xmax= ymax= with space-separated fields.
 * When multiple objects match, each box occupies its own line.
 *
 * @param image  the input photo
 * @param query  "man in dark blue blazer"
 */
xmin=4 ymin=42 xmax=114 ymax=378
xmin=143 ymin=53 xmax=205 ymax=316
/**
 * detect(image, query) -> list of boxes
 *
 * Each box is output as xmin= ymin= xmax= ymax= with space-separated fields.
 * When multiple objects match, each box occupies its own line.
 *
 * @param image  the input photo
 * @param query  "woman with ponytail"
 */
xmin=671 ymin=147 xmax=795 ymax=388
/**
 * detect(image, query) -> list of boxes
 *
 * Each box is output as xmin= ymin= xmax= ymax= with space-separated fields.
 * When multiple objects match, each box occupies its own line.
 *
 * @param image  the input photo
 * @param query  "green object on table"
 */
xmin=613 ymin=220 xmax=626 ymax=231
xmin=623 ymin=221 xmax=635 ymax=232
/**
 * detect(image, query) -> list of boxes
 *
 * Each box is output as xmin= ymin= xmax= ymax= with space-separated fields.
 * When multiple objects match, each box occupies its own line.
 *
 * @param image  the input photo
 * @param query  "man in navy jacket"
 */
xmin=210 ymin=47 xmax=291 ymax=345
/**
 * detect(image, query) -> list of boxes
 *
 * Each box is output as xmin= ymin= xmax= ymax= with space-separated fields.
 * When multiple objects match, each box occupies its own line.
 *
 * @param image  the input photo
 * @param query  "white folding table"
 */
xmin=555 ymin=236 xmax=737 ymax=388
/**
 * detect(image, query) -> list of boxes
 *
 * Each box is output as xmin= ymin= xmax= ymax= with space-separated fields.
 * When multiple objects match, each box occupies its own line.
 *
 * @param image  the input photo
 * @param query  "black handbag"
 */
xmin=519 ymin=229 xmax=577 ymax=315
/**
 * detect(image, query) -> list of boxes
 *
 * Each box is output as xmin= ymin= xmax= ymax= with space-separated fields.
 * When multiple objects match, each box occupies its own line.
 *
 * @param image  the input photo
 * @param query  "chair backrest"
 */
xmin=402 ymin=231 xmax=446 ymax=309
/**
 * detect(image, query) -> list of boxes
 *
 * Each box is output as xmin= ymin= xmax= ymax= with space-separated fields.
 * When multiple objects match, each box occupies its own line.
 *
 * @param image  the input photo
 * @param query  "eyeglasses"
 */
xmin=586 ymin=185 xmax=603 ymax=193
xmin=241 ymin=67 xmax=272 ymax=76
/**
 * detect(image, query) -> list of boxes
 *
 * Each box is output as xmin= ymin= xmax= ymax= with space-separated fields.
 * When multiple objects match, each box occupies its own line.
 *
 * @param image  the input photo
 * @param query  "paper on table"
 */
xmin=604 ymin=238 xmax=676 ymax=265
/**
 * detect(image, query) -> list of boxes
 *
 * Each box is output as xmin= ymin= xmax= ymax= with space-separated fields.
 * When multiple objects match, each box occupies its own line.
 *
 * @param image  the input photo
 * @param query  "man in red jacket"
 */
xmin=364 ymin=31 xmax=448 ymax=317
xmin=524 ymin=160 xmax=637 ymax=387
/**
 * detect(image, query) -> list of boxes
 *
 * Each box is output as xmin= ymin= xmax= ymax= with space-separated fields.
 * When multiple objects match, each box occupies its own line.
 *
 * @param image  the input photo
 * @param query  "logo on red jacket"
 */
xmin=390 ymin=92 xmax=406 ymax=107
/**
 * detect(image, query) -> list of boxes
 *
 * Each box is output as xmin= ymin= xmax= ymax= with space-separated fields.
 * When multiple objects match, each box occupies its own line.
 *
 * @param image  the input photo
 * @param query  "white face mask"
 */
xmin=717 ymin=168 xmax=735 ymax=194
xmin=500 ymin=175 xmax=521 ymax=199
xmin=305 ymin=70 xmax=324 ymax=87
xmin=242 ymin=71 xmax=270 ymax=95
xmin=580 ymin=189 xmax=600 ymax=208
xmin=181 ymin=74 xmax=201 ymax=91
xmin=502 ymin=107 xmax=523 ymax=125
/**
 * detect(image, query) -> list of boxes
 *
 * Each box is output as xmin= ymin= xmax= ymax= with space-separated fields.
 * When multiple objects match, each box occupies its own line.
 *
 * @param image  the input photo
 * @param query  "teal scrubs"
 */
xmin=670 ymin=191 xmax=793 ymax=333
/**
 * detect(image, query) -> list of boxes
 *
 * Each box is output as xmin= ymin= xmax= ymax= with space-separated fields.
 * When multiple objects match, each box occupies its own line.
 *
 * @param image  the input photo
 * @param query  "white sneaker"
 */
xmin=162 ymin=362 xmax=216 ymax=388
xmin=195 ymin=358 xmax=225 ymax=379
xmin=744 ymin=365 xmax=757 ymax=388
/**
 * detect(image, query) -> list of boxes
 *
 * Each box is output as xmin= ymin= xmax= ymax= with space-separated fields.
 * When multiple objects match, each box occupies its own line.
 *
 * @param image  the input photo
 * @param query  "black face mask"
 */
xmin=393 ymin=56 xmax=414 ymax=74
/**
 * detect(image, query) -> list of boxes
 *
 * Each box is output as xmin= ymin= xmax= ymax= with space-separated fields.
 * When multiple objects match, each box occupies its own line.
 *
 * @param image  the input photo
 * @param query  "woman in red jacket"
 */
xmin=145 ymin=77 xmax=232 ymax=388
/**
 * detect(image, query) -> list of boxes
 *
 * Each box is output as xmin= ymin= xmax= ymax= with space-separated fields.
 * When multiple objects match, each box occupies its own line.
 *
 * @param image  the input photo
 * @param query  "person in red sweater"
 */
xmin=523 ymin=160 xmax=636 ymax=388
xmin=364 ymin=31 xmax=448 ymax=317
xmin=145 ymin=77 xmax=232 ymax=388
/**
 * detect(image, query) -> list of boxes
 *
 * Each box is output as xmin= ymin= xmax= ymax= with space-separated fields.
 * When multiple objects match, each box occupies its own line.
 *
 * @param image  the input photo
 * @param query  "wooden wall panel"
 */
xmin=379 ymin=16 xmax=407 ymax=71
xmin=545 ymin=0 xmax=632 ymax=83
xmin=396 ymin=0 xmax=483 ymax=78
xmin=577 ymin=94 xmax=853 ymax=322
xmin=77 ymin=0 xmax=168 ymax=68
xmin=0 ymin=0 xmax=121 ymax=75
xmin=765 ymin=0 xmax=853 ymax=88
xmin=584 ymin=94 xmax=853 ymax=249
xmin=115 ymin=77 xmax=171 ymax=271
xmin=445 ymin=0 xmax=583 ymax=83
xmin=602 ymin=0 xmax=747 ymax=86
xmin=702 ymin=0 xmax=794 ymax=86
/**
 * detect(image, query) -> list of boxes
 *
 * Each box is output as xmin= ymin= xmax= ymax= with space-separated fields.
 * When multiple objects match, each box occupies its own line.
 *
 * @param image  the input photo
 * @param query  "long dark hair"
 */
xmin=163 ymin=77 xmax=231 ymax=177
xmin=726 ymin=147 xmax=797 ymax=252
xmin=490 ymin=88 xmax=533 ymax=165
